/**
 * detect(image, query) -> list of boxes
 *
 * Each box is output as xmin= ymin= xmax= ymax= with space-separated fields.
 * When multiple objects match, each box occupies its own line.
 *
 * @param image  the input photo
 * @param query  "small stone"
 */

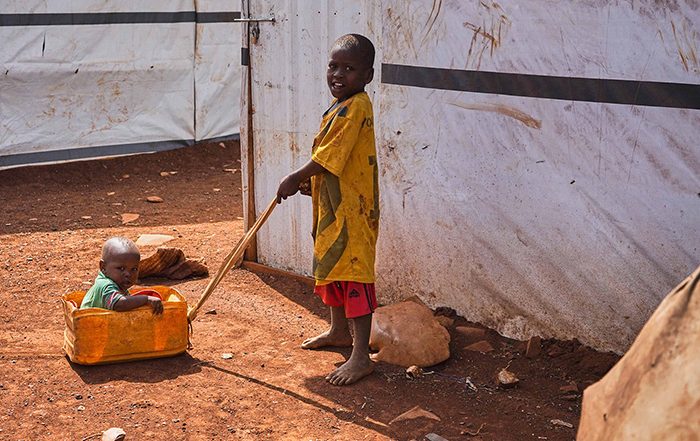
xmin=81 ymin=216 xmax=92 ymax=220
xmin=74 ymin=394 xmax=83 ymax=400
xmin=172 ymin=418 xmax=180 ymax=423
xmin=223 ymin=168 xmax=237 ymax=173
xmin=497 ymin=368 xmax=519 ymax=388
xmin=77 ymin=405 xmax=85 ymax=411
xmin=218 ymin=142 xmax=226 ymax=148
xmin=425 ymin=433 xmax=449 ymax=441
xmin=169 ymin=171 xmax=178 ymax=175
xmin=405 ymin=365 xmax=423 ymax=379
xmin=205 ymin=309 xmax=217 ymax=315
xmin=525 ymin=336 xmax=542 ymax=359
xmin=107 ymin=192 xmax=116 ymax=196
xmin=221 ymin=353 xmax=234 ymax=359
xmin=160 ymin=171 xmax=170 ymax=177
xmin=146 ymin=196 xmax=164 ymax=203
xmin=29 ymin=218 xmax=38 ymax=221
xmin=135 ymin=234 xmax=175 ymax=246
xmin=122 ymin=174 xmax=130 ymax=178
xmin=101 ymin=427 xmax=126 ymax=441
xmin=121 ymin=213 xmax=140 ymax=224
xmin=559 ymin=382 xmax=579 ymax=394
xmin=389 ymin=406 xmax=441 ymax=424
xmin=26 ymin=257 xmax=33 ymax=261
xmin=456 ymin=326 xmax=487 ymax=342
xmin=550 ymin=418 xmax=574 ymax=428
xmin=213 ymin=188 xmax=221 ymax=192
xmin=464 ymin=340 xmax=494 ymax=353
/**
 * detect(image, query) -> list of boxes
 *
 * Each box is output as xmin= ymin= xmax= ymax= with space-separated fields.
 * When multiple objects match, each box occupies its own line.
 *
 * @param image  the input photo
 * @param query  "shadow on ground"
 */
xmin=69 ymin=352 xmax=203 ymax=385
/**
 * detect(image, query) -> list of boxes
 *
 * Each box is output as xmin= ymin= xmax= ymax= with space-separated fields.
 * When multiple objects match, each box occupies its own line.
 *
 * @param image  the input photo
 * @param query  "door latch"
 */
xmin=234 ymin=13 xmax=275 ymax=23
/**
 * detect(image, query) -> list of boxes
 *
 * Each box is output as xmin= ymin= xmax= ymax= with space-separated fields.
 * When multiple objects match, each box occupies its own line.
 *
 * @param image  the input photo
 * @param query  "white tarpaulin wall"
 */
xmin=376 ymin=1 xmax=699 ymax=353
xmin=245 ymin=1 xmax=699 ymax=353
xmin=0 ymin=0 xmax=241 ymax=168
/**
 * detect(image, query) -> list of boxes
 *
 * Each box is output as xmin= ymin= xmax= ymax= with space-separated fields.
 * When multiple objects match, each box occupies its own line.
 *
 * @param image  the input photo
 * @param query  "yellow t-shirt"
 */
xmin=311 ymin=91 xmax=379 ymax=284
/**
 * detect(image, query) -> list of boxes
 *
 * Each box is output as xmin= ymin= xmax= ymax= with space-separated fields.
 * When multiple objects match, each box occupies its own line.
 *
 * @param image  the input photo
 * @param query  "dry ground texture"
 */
xmin=0 ymin=141 xmax=618 ymax=440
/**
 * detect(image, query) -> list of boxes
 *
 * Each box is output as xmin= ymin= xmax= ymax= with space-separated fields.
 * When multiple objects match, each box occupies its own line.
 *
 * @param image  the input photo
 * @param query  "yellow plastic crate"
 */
xmin=62 ymin=286 xmax=188 ymax=365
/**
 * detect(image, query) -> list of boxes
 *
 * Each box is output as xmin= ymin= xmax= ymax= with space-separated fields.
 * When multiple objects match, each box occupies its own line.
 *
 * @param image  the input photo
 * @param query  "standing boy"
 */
xmin=276 ymin=34 xmax=379 ymax=386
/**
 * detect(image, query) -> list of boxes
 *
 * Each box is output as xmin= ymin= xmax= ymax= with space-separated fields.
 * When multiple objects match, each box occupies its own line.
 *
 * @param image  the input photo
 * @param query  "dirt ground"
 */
xmin=0 ymin=141 xmax=619 ymax=441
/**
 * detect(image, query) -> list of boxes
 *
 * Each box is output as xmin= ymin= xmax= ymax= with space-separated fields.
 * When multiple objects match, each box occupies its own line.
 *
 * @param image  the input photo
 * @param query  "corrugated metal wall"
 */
xmin=245 ymin=0 xmax=699 ymax=353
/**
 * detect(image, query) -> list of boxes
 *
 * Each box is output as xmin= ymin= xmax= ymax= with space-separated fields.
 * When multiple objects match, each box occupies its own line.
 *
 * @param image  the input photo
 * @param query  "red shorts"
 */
xmin=314 ymin=281 xmax=378 ymax=319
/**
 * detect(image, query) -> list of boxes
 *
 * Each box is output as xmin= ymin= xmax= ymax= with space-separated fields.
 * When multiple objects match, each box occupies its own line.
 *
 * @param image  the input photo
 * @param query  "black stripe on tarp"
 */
xmin=195 ymin=12 xmax=242 ymax=23
xmin=0 ymin=11 xmax=241 ymax=26
xmin=0 ymin=133 xmax=240 ymax=169
xmin=382 ymin=63 xmax=700 ymax=110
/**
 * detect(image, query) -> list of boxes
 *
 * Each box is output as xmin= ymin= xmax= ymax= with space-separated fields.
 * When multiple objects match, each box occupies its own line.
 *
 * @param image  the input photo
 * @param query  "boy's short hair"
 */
xmin=102 ymin=237 xmax=139 ymax=260
xmin=333 ymin=34 xmax=375 ymax=68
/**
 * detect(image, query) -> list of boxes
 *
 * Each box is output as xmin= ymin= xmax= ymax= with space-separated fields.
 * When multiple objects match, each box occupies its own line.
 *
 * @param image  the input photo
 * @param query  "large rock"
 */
xmin=577 ymin=266 xmax=700 ymax=440
xmin=369 ymin=300 xmax=450 ymax=367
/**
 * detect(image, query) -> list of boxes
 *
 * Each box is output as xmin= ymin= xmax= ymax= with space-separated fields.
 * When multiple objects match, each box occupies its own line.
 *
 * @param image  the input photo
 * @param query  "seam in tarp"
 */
xmin=382 ymin=63 xmax=700 ymax=110
xmin=0 ymin=134 xmax=240 ymax=169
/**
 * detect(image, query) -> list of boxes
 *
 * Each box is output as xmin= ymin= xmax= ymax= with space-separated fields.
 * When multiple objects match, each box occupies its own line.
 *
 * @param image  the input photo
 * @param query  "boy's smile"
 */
xmin=326 ymin=47 xmax=373 ymax=101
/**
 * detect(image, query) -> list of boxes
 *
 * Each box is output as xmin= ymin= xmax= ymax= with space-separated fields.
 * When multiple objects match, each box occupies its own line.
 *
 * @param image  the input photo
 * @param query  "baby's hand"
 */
xmin=147 ymin=296 xmax=163 ymax=315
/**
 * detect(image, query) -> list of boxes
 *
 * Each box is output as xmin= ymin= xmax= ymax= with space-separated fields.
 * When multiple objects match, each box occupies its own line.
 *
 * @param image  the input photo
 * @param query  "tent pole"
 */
xmin=242 ymin=0 xmax=258 ymax=262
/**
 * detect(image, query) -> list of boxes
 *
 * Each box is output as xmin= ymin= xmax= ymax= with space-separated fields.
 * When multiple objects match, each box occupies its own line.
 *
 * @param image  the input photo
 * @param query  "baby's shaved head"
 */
xmin=102 ymin=237 xmax=139 ymax=261
xmin=333 ymin=34 xmax=375 ymax=68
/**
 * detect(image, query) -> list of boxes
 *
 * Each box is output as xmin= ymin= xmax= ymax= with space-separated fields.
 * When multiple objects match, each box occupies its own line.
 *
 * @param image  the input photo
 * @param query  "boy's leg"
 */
xmin=301 ymin=305 xmax=353 ymax=349
xmin=326 ymin=312 xmax=374 ymax=386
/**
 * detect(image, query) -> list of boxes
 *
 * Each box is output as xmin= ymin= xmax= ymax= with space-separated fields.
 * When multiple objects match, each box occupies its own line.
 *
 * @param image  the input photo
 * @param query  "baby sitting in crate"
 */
xmin=80 ymin=237 xmax=163 ymax=314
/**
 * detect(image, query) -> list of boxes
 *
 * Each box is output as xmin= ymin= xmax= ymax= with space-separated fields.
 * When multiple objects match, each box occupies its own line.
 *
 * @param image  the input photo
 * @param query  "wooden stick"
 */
xmin=188 ymin=198 xmax=277 ymax=321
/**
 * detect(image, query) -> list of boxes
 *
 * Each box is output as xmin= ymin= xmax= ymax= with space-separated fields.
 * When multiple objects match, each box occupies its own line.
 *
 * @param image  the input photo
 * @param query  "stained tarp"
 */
xmin=245 ymin=0 xmax=699 ymax=353
xmin=0 ymin=0 xmax=241 ymax=168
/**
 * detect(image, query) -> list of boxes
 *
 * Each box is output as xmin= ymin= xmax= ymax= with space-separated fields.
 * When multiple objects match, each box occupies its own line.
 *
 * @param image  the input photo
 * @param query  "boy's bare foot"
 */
xmin=301 ymin=329 xmax=353 ymax=349
xmin=325 ymin=357 xmax=374 ymax=386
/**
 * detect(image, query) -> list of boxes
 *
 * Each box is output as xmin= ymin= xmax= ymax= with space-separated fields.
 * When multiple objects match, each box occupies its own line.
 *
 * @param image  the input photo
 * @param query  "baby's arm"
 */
xmin=113 ymin=295 xmax=163 ymax=315
xmin=276 ymin=159 xmax=326 ymax=203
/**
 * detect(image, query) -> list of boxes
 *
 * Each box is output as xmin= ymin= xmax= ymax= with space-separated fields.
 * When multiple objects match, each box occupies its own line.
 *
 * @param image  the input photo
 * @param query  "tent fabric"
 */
xmin=577 ymin=266 xmax=700 ymax=440
xmin=0 ymin=1 xmax=240 ymax=169
xmin=245 ymin=0 xmax=699 ymax=353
